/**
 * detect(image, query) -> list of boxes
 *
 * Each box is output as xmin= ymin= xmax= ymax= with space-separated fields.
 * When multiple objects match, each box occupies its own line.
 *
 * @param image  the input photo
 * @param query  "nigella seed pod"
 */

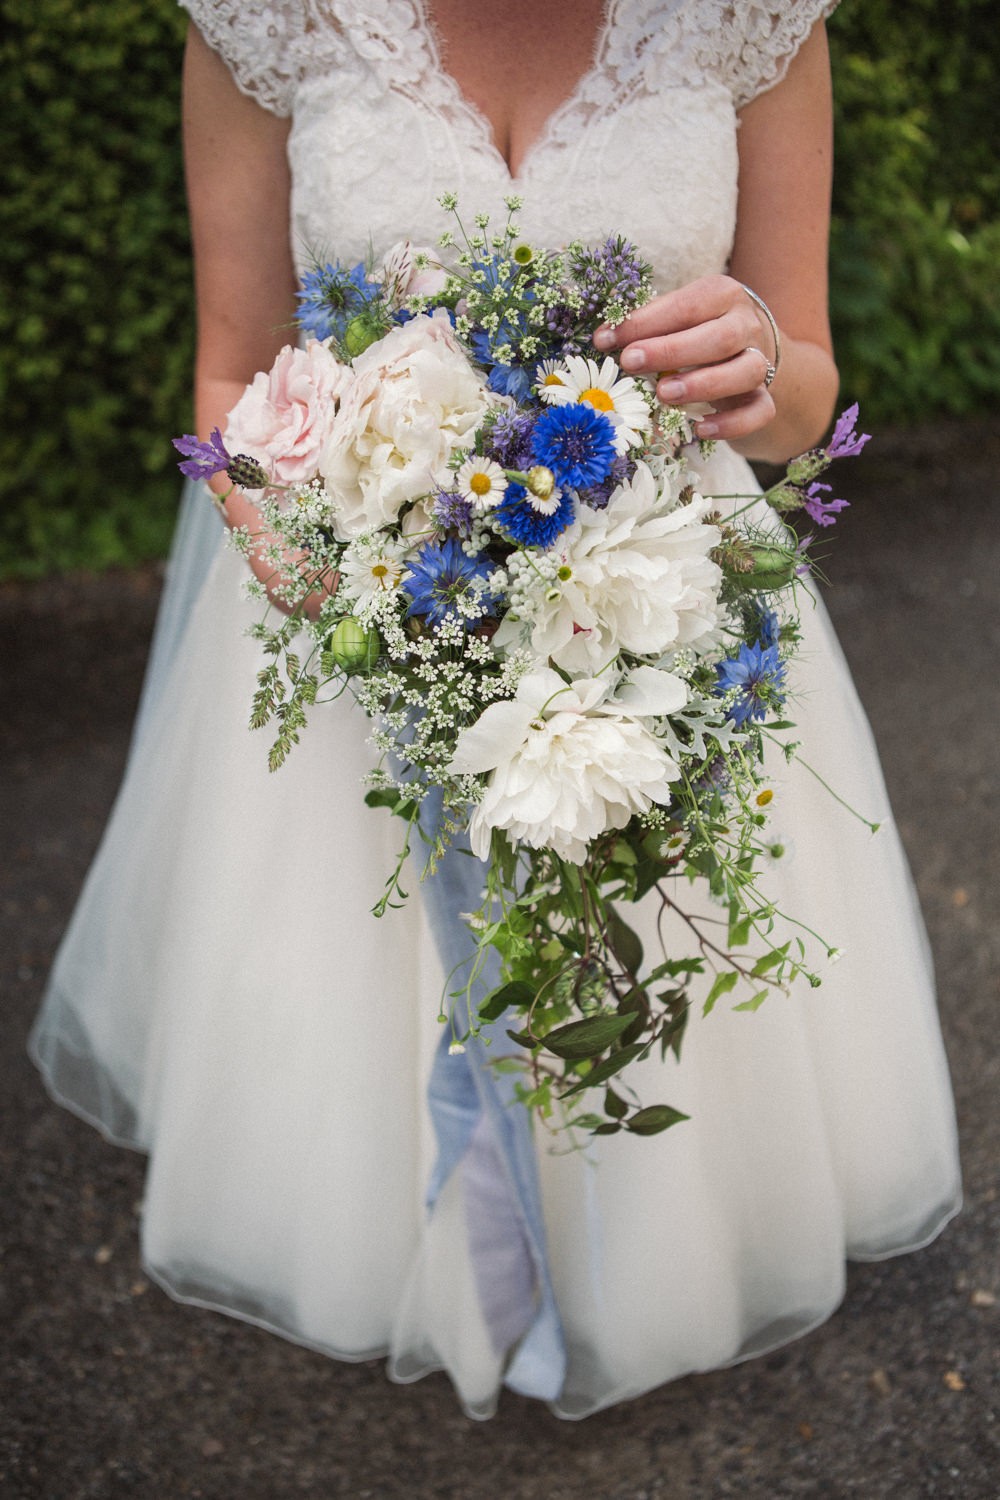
xmin=342 ymin=314 xmax=386 ymax=358
xmin=226 ymin=454 xmax=269 ymax=490
xmin=327 ymin=617 xmax=380 ymax=674
xmin=526 ymin=466 xmax=556 ymax=499
xmin=737 ymin=544 xmax=798 ymax=592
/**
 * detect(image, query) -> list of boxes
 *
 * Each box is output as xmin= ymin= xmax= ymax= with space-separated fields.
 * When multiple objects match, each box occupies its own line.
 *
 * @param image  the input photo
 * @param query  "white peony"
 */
xmin=497 ymin=461 xmax=722 ymax=674
xmin=319 ymin=311 xmax=494 ymax=538
xmin=450 ymin=666 xmax=687 ymax=863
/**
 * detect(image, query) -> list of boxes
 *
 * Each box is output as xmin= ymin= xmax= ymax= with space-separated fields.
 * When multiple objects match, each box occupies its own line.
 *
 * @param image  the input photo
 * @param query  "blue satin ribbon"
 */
xmin=417 ymin=812 xmax=567 ymax=1401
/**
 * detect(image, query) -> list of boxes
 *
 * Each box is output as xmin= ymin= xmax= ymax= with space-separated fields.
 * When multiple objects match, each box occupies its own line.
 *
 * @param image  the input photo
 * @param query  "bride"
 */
xmin=31 ymin=0 xmax=961 ymax=1419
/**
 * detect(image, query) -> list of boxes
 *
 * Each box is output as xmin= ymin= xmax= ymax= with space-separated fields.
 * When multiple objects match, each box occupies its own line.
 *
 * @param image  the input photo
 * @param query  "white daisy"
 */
xmin=534 ymin=359 xmax=568 ymax=396
xmin=455 ymin=455 xmax=507 ymax=511
xmin=338 ymin=534 xmax=408 ymax=613
xmin=539 ymin=353 xmax=652 ymax=452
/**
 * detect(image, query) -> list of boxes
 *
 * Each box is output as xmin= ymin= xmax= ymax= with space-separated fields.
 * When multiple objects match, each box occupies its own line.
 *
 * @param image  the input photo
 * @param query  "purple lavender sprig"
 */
xmin=173 ymin=428 xmax=230 ymax=482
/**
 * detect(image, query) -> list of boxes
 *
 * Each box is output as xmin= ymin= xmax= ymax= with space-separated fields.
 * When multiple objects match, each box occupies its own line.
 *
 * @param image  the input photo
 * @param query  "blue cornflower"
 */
xmin=495 ymin=482 xmax=575 ymax=549
xmin=296 ymin=260 xmax=375 ymax=340
xmin=531 ymin=403 xmax=618 ymax=490
xmin=714 ymin=642 xmax=787 ymax=728
xmin=403 ymin=538 xmax=496 ymax=629
xmin=173 ymin=427 xmax=230 ymax=482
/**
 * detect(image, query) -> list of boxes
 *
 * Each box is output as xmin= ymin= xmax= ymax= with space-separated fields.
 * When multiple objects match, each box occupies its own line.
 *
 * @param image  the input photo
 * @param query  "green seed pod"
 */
xmin=342 ymin=315 xmax=385 ymax=359
xmin=327 ymin=617 xmax=380 ymax=674
xmin=737 ymin=543 xmax=798 ymax=592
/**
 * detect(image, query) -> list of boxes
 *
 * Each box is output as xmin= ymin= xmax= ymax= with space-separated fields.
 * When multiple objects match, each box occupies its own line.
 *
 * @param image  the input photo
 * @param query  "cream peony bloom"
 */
xmin=496 ymin=461 xmax=722 ymax=674
xmin=319 ymin=312 xmax=494 ymax=538
xmin=224 ymin=340 xmax=352 ymax=487
xmin=450 ymin=666 xmax=687 ymax=863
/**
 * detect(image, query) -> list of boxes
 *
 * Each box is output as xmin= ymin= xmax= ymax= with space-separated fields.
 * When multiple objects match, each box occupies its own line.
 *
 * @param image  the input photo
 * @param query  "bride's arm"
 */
xmin=182 ymin=25 xmax=298 ymax=546
xmin=593 ymin=20 xmax=839 ymax=463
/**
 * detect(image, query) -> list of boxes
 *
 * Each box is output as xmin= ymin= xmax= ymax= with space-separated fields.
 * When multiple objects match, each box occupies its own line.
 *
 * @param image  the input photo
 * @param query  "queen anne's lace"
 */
xmin=178 ymin=0 xmax=837 ymax=288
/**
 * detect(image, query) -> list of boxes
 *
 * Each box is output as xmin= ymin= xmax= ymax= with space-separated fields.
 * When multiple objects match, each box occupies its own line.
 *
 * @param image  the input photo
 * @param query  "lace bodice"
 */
xmin=179 ymin=0 xmax=836 ymax=290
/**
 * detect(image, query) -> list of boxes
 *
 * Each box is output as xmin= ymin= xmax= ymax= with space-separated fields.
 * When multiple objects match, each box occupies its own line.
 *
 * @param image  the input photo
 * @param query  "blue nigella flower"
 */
xmin=296 ymin=260 xmax=375 ymax=341
xmin=469 ymin=332 xmax=535 ymax=401
xmin=403 ymin=538 xmax=496 ymax=629
xmin=531 ymin=403 xmax=618 ymax=490
xmin=749 ymin=604 xmax=781 ymax=649
xmin=173 ymin=427 xmax=230 ymax=481
xmin=714 ymin=642 xmax=787 ymax=728
xmin=495 ymin=482 xmax=576 ymax=549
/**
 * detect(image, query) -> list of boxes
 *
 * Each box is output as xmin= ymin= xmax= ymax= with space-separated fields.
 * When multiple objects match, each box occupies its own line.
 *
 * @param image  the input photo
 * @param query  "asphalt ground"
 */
xmin=1 ymin=418 xmax=998 ymax=1499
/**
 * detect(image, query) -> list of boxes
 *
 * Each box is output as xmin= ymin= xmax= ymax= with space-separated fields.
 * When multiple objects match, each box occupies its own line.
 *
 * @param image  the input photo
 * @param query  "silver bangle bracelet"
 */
xmin=739 ymin=283 xmax=782 ymax=378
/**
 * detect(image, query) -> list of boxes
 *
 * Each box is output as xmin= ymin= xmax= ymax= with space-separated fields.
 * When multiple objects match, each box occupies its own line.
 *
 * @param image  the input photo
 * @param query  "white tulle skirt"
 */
xmin=31 ymin=453 xmax=962 ymax=1419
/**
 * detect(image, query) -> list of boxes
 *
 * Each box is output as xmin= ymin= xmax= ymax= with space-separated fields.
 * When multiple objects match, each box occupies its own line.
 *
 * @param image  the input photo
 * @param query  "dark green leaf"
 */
xmin=605 ymin=907 xmax=644 ymax=977
xmin=604 ymin=1088 xmax=629 ymax=1120
xmin=543 ymin=1011 xmax=637 ymax=1060
xmin=559 ymin=1042 xmax=648 ymax=1097
xmin=626 ymin=1104 xmax=690 ymax=1135
xmin=478 ymin=980 xmax=535 ymax=1023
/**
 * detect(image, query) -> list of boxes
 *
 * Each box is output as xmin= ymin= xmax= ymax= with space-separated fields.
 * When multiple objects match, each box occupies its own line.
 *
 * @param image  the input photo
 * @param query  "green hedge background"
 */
xmin=2 ymin=0 xmax=998 ymax=578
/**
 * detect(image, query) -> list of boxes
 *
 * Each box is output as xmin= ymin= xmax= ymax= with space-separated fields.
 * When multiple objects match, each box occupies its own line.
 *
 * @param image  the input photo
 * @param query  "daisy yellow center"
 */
xmin=470 ymin=472 xmax=492 ymax=496
xmin=579 ymin=386 xmax=614 ymax=412
xmin=371 ymin=563 xmax=389 ymax=580
xmin=542 ymin=372 xmax=564 ymax=386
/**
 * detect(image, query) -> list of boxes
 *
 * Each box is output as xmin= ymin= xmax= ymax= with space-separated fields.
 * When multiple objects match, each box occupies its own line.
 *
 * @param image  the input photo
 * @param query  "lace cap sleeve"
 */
xmin=712 ymin=0 xmax=840 ymax=110
xmin=178 ymin=1 xmax=306 ymax=117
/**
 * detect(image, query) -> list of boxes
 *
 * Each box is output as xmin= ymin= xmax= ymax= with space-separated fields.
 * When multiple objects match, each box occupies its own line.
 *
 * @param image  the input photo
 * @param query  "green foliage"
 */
xmin=827 ymin=0 xmax=1000 ymax=421
xmin=0 ymin=0 xmax=996 ymax=577
xmin=0 ymin=0 xmax=192 ymax=578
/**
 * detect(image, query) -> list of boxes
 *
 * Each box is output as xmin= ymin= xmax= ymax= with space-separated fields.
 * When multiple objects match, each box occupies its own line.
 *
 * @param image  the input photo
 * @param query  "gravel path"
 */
xmin=2 ymin=419 xmax=997 ymax=1499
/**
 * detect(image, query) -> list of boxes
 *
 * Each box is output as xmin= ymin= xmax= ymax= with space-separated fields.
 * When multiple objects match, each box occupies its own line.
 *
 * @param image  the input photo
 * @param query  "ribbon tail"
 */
xmin=419 ymin=821 xmax=567 ymax=1403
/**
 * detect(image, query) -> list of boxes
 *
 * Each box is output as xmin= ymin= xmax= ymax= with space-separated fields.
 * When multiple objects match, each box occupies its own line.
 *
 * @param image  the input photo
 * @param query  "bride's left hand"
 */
xmin=592 ymin=273 xmax=779 ymax=443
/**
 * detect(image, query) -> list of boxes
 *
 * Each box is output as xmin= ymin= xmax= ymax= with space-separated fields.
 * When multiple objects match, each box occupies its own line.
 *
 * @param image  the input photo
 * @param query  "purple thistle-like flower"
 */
xmin=531 ymin=403 xmax=618 ymax=490
xmin=495 ymin=482 xmax=576 ymax=549
xmin=802 ymin=481 xmax=850 ymax=528
xmin=485 ymin=411 xmax=537 ymax=471
xmin=570 ymin=235 xmax=649 ymax=320
xmin=825 ymin=402 xmax=871 ymax=460
xmin=431 ymin=489 xmax=474 ymax=535
xmin=173 ymin=427 xmax=230 ymax=481
xmin=576 ymin=451 xmax=634 ymax=510
xmin=715 ymin=641 xmax=787 ymax=728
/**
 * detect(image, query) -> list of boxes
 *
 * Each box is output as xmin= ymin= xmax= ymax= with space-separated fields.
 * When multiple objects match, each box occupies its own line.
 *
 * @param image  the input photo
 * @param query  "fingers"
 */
xmin=592 ymin=275 xmax=779 ymax=440
xmin=693 ymin=387 xmax=776 ymax=442
xmin=656 ymin=347 xmax=773 ymax=407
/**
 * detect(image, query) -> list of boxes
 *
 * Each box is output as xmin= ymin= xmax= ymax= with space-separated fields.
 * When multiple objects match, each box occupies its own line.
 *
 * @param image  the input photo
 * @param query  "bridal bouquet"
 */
xmin=175 ymin=196 xmax=870 ymax=1138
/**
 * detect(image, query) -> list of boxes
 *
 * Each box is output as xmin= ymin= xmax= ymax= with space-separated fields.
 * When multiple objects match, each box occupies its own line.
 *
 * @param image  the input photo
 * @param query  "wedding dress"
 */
xmin=30 ymin=0 xmax=961 ymax=1419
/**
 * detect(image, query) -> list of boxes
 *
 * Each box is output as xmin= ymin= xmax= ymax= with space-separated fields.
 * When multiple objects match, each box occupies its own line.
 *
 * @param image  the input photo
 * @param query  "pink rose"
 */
xmin=224 ymin=340 xmax=352 ymax=487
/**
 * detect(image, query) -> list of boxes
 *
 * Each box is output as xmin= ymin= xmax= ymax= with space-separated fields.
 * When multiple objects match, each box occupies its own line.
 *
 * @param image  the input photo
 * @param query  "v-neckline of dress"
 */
xmin=412 ymin=0 xmax=620 ymax=183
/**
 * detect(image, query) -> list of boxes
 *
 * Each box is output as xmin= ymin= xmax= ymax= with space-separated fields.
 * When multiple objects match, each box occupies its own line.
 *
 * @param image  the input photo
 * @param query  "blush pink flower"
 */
xmin=224 ymin=340 xmax=352 ymax=487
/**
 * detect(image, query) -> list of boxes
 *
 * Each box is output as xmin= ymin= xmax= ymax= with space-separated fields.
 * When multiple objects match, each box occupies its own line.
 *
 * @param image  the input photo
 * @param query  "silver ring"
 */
xmin=745 ymin=345 xmax=777 ymax=388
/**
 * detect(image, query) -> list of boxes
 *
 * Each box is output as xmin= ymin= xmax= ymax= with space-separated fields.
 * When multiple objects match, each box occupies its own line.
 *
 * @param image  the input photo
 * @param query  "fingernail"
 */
xmin=659 ymin=379 xmax=686 ymax=401
xmin=619 ymin=347 xmax=644 ymax=371
xmin=697 ymin=420 xmax=719 ymax=438
xmin=592 ymin=326 xmax=615 ymax=350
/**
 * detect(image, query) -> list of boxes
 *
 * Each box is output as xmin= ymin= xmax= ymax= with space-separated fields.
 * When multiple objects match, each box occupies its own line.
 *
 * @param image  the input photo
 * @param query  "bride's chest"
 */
xmin=286 ymin=6 xmax=741 ymax=292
